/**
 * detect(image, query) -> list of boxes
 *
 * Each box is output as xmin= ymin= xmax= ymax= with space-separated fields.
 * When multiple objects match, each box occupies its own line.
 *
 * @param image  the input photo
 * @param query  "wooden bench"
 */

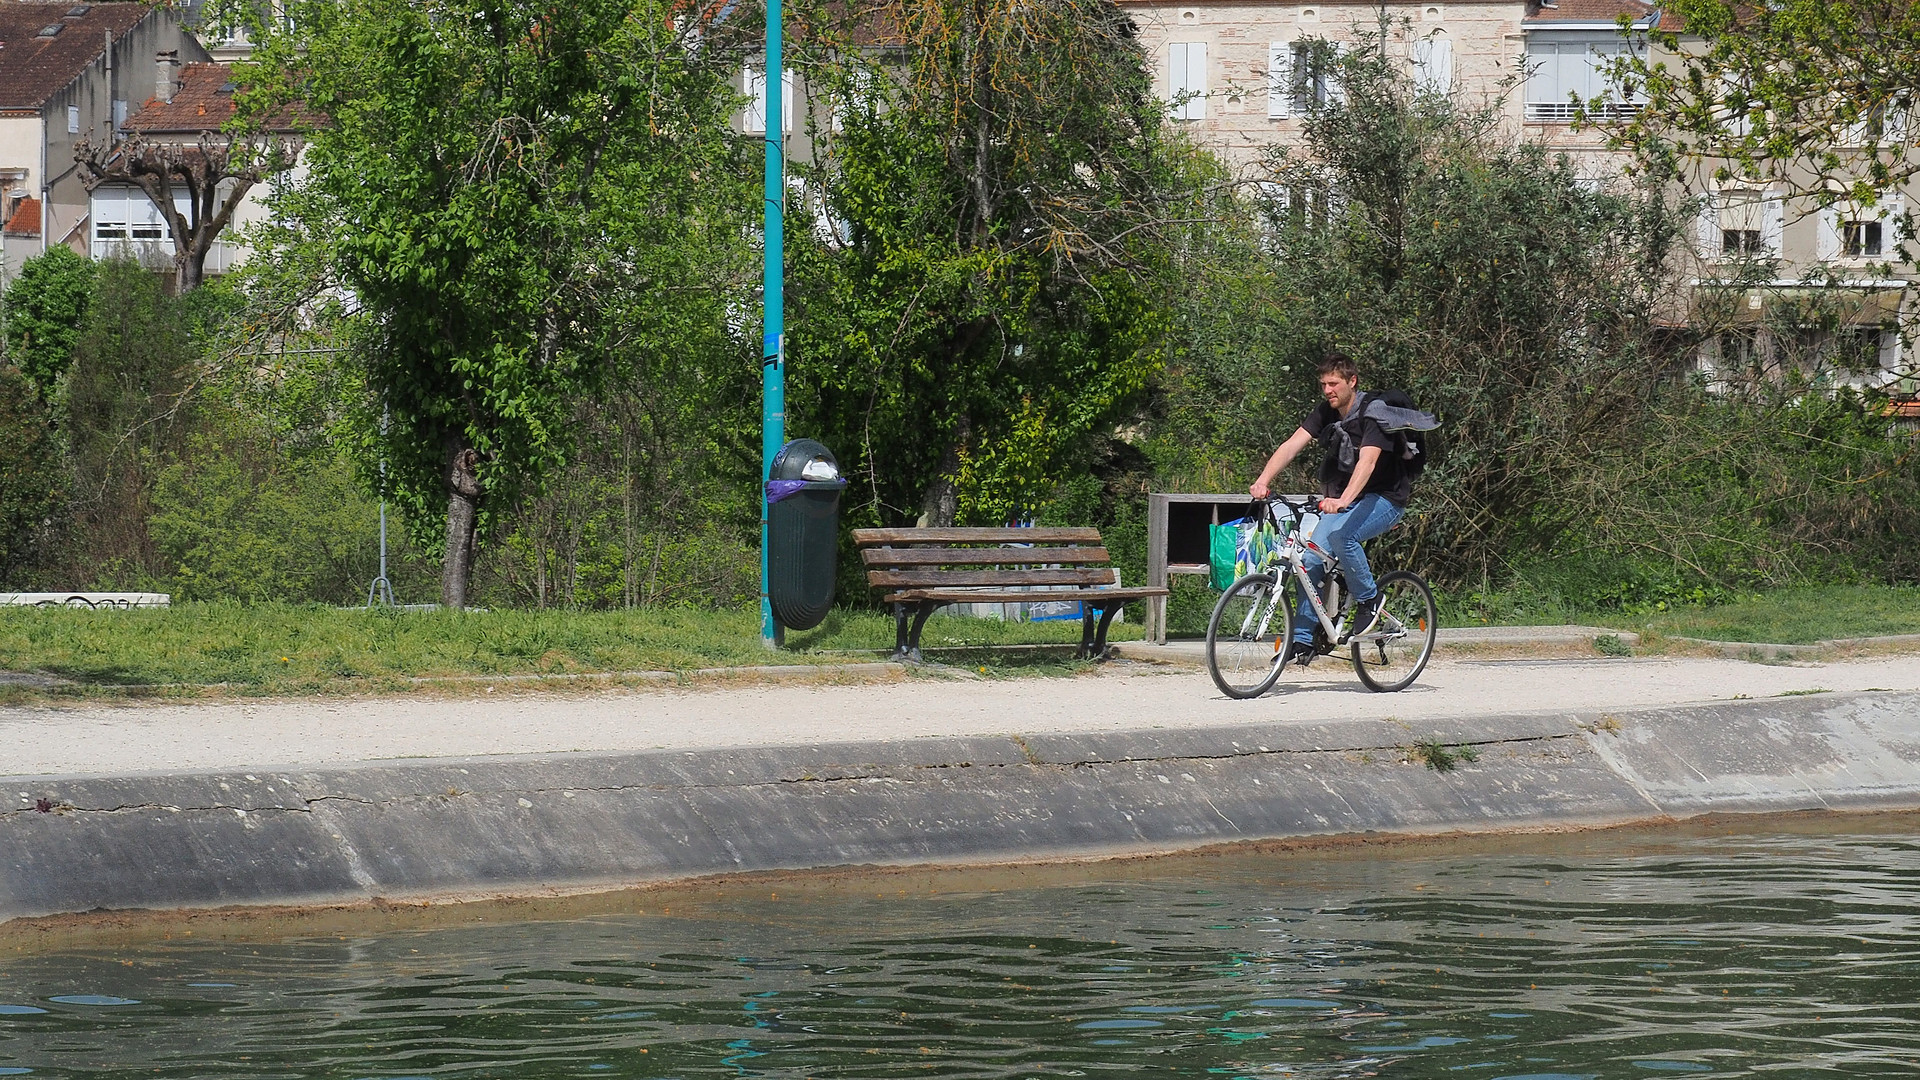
xmin=852 ymin=527 xmax=1169 ymax=662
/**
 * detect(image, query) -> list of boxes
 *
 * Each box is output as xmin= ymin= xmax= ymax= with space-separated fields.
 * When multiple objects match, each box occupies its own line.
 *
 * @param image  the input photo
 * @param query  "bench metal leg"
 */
xmin=900 ymin=601 xmax=938 ymax=663
xmin=1076 ymin=604 xmax=1098 ymax=659
xmin=1089 ymin=603 xmax=1124 ymax=660
xmin=893 ymin=603 xmax=910 ymax=659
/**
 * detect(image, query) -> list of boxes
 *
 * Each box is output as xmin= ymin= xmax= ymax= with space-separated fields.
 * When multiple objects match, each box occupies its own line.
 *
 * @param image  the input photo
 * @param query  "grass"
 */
xmin=0 ymin=602 xmax=1144 ymax=697
xmin=1407 ymin=739 xmax=1480 ymax=772
xmin=1607 ymin=585 xmax=1920 ymax=646
xmin=1442 ymin=583 xmax=1920 ymax=648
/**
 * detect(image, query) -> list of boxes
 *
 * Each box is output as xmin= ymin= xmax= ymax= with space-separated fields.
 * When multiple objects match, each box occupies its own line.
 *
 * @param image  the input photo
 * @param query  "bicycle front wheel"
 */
xmin=1350 ymin=570 xmax=1437 ymax=692
xmin=1206 ymin=571 xmax=1292 ymax=699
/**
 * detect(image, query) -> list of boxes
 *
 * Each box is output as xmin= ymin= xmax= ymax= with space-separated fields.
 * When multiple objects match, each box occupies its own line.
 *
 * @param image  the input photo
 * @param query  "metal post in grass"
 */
xmin=367 ymin=408 xmax=394 ymax=608
xmin=758 ymin=0 xmax=787 ymax=650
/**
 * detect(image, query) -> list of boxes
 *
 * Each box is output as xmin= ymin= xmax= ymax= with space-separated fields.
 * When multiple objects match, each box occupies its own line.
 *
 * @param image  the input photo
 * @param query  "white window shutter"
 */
xmin=743 ymin=67 xmax=794 ymax=134
xmin=1815 ymin=206 xmax=1841 ymax=261
xmin=1762 ymin=197 xmax=1784 ymax=254
xmin=1267 ymin=41 xmax=1290 ymax=118
xmin=1169 ymin=42 xmax=1206 ymax=120
xmin=1415 ymin=34 xmax=1452 ymax=94
xmin=1695 ymin=193 xmax=1718 ymax=252
xmin=744 ymin=66 xmax=767 ymax=134
xmin=1175 ymin=42 xmax=1205 ymax=118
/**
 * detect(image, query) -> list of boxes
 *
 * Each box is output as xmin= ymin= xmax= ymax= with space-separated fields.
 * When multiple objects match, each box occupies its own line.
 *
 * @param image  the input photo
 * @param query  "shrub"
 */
xmin=148 ymin=423 xmax=392 ymax=604
xmin=0 ymin=363 xmax=62 ymax=584
xmin=1 ymin=246 xmax=95 ymax=399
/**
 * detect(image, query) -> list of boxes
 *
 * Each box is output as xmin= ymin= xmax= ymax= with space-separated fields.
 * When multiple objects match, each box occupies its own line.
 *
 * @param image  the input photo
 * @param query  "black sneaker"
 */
xmin=1282 ymin=640 xmax=1315 ymax=667
xmin=1349 ymin=593 xmax=1385 ymax=640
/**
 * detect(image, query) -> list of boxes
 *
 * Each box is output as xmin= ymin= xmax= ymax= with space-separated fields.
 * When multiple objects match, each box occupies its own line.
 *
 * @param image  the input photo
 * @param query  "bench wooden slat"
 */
xmin=861 ymin=546 xmax=1111 ymax=567
xmin=852 ymin=527 xmax=1102 ymax=546
xmin=884 ymin=586 xmax=1167 ymax=605
xmin=869 ymin=568 xmax=1117 ymax=588
xmin=858 ymin=525 xmax=1164 ymax=661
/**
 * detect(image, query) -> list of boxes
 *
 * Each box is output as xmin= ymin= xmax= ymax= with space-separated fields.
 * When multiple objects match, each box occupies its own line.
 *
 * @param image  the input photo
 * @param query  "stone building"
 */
xmin=0 ymin=2 xmax=210 ymax=282
xmin=1118 ymin=0 xmax=1914 ymax=391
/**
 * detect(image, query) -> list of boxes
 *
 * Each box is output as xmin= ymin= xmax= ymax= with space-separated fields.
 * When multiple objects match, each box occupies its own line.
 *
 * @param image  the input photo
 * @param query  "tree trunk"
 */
xmin=441 ymin=441 xmax=483 ymax=609
xmin=174 ymin=245 xmax=205 ymax=293
xmin=917 ymin=412 xmax=969 ymax=527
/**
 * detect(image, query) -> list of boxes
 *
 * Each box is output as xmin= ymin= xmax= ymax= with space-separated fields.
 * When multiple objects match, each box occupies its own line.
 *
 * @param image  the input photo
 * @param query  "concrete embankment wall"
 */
xmin=4 ymin=691 xmax=1920 ymax=924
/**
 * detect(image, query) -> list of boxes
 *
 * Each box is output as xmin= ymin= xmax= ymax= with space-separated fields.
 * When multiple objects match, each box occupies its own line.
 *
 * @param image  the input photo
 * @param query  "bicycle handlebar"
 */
xmin=1252 ymin=494 xmax=1324 ymax=522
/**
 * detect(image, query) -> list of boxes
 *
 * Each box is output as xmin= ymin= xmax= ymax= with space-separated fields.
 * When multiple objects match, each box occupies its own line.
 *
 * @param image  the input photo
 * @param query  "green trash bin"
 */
xmin=767 ymin=439 xmax=848 ymax=632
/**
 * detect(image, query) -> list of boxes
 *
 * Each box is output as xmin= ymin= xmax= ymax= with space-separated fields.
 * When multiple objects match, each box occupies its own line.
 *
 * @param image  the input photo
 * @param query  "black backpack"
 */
xmin=1372 ymin=388 xmax=1443 ymax=477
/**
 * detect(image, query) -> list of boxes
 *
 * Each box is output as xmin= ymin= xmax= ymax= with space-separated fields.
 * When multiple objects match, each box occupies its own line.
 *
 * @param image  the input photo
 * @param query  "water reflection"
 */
xmin=2 ymin=827 xmax=1920 ymax=1077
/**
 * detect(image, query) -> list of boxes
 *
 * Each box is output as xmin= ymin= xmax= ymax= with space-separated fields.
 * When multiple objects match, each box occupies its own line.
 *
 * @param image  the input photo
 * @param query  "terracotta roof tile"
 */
xmin=122 ymin=61 xmax=312 ymax=133
xmin=1526 ymin=0 xmax=1683 ymax=32
xmin=0 ymin=3 xmax=151 ymax=110
xmin=3 ymin=196 xmax=41 ymax=237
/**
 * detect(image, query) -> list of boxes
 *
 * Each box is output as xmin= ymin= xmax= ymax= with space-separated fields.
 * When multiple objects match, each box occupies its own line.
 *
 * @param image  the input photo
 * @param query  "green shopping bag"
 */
xmin=1208 ymin=519 xmax=1245 ymax=590
xmin=1234 ymin=518 xmax=1283 ymax=581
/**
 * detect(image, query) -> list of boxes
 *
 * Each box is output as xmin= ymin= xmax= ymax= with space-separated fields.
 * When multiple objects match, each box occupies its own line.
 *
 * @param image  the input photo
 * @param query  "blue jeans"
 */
xmin=1293 ymin=493 xmax=1405 ymax=644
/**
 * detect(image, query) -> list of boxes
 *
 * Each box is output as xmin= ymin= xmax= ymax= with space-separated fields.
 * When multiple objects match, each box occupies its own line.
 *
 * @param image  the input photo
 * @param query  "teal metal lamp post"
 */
xmin=759 ymin=0 xmax=787 ymax=649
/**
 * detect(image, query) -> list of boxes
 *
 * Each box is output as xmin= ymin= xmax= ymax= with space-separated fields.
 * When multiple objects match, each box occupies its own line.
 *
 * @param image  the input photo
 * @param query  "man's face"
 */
xmin=1319 ymin=372 xmax=1358 ymax=413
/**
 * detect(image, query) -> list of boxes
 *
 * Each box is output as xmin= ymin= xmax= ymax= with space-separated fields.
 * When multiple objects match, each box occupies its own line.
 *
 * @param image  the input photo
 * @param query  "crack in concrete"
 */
xmin=2 ymin=732 xmax=1587 ymax=819
xmin=0 ymin=792 xmax=377 ymax=820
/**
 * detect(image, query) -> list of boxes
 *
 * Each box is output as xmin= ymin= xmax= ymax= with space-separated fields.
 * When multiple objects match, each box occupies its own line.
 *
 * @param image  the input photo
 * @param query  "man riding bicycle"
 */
xmin=1248 ymin=351 xmax=1413 ymax=667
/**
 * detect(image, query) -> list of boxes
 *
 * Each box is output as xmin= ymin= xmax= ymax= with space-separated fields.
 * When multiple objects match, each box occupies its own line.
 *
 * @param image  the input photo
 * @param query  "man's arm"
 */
xmin=1321 ymin=445 xmax=1382 ymax=513
xmin=1250 ymin=427 xmax=1314 ymax=498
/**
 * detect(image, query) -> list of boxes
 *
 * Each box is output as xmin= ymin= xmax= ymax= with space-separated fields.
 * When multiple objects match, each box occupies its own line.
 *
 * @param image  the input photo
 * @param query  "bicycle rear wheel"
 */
xmin=1350 ymin=570 xmax=1437 ymax=692
xmin=1206 ymin=571 xmax=1292 ymax=699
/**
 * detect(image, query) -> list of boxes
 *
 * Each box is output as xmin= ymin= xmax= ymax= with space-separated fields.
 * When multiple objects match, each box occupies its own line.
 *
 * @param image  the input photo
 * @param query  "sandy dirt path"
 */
xmin=3 ymin=652 xmax=1918 ymax=779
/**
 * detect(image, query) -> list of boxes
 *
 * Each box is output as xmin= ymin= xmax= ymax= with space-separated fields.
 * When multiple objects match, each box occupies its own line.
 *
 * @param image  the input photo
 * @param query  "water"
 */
xmin=5 ymin=821 xmax=1920 ymax=1078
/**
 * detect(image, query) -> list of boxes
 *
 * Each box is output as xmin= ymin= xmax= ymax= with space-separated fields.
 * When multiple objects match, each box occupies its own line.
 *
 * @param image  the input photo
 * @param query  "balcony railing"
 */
xmin=1524 ymin=100 xmax=1643 ymax=123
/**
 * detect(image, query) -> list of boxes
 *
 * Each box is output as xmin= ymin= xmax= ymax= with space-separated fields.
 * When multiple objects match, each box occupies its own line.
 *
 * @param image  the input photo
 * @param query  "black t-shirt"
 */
xmin=1301 ymin=395 xmax=1411 ymax=507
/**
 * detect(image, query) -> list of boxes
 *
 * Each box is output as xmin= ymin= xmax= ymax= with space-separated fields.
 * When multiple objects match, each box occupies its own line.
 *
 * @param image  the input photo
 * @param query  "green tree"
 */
xmin=2 ymin=246 xmax=96 ymax=400
xmin=789 ymin=0 xmax=1199 ymax=528
xmin=1606 ymin=0 xmax=1918 ymax=296
xmin=62 ymin=260 xmax=201 ymax=583
xmin=240 ymin=0 xmax=756 ymax=607
xmin=0 ymin=362 xmax=62 ymax=584
xmin=1609 ymin=0 xmax=1919 ymax=202
xmin=1161 ymin=40 xmax=1693 ymax=584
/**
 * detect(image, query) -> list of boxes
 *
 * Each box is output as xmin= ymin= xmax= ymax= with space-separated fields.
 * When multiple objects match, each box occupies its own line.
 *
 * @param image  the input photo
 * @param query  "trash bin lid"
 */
xmin=771 ymin=438 xmax=840 ymax=482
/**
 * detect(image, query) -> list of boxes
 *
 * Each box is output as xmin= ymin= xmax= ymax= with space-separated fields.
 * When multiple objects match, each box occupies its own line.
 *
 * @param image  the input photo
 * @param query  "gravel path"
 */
xmin=4 ymin=653 xmax=1918 ymax=779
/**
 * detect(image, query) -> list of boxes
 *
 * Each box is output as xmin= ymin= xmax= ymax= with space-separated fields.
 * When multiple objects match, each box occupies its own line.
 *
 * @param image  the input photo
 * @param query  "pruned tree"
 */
xmin=75 ymin=130 xmax=303 ymax=292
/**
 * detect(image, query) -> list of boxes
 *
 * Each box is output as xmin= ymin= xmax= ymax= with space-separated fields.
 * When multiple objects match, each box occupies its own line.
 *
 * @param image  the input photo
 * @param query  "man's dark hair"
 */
xmin=1315 ymin=350 xmax=1358 ymax=382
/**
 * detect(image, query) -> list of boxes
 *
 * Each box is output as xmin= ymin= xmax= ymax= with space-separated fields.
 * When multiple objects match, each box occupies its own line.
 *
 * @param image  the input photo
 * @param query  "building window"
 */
xmin=1413 ymin=31 xmax=1452 ymax=95
xmin=67 ymin=105 xmax=79 ymax=134
xmin=1701 ymin=189 xmax=1780 ymax=260
xmin=1524 ymin=33 xmax=1638 ymax=122
xmin=743 ymin=66 xmax=794 ymax=135
xmin=1842 ymin=220 xmax=1884 ymax=258
xmin=1833 ymin=326 xmax=1890 ymax=374
xmin=1282 ymin=40 xmax=1342 ymax=114
xmin=1717 ymin=328 xmax=1763 ymax=370
xmin=90 ymin=186 xmax=187 ymax=259
xmin=1722 ymin=229 xmax=1763 ymax=257
xmin=1168 ymin=42 xmax=1207 ymax=120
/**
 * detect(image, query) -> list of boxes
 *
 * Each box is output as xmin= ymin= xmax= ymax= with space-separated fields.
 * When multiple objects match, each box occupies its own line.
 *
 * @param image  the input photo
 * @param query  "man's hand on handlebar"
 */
xmin=1318 ymin=496 xmax=1352 ymax=514
xmin=1249 ymin=479 xmax=1271 ymax=499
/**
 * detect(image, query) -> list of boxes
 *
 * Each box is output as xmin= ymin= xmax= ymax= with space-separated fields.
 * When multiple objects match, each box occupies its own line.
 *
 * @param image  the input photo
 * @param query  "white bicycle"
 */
xmin=1205 ymin=496 xmax=1437 ymax=698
